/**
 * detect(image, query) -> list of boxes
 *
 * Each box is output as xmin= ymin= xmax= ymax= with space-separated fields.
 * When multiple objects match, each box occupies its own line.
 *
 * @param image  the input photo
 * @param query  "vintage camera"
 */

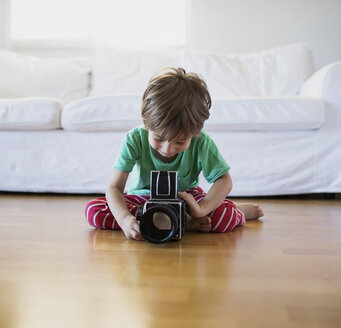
xmin=136 ymin=171 xmax=187 ymax=243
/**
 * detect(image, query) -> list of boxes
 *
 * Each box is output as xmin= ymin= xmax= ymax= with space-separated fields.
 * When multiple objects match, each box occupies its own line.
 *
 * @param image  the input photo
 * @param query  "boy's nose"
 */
xmin=162 ymin=142 xmax=173 ymax=154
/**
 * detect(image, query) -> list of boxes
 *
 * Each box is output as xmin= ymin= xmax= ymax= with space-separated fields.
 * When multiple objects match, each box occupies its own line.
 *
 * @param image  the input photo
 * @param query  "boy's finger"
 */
xmin=179 ymin=192 xmax=190 ymax=201
xmin=133 ymin=231 xmax=144 ymax=241
xmin=132 ymin=222 xmax=141 ymax=233
xmin=131 ymin=226 xmax=144 ymax=240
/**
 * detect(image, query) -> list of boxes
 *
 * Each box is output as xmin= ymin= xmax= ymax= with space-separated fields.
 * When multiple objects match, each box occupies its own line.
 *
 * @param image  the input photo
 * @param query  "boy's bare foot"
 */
xmin=235 ymin=203 xmax=264 ymax=220
xmin=186 ymin=216 xmax=211 ymax=232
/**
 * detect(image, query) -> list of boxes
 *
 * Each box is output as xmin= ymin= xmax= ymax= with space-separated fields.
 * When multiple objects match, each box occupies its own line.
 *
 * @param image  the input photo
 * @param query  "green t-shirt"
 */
xmin=113 ymin=126 xmax=230 ymax=195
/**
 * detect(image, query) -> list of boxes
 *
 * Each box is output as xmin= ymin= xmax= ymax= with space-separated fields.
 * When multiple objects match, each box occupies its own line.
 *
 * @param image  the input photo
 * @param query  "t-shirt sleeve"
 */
xmin=113 ymin=130 xmax=141 ymax=173
xmin=199 ymin=132 xmax=230 ymax=183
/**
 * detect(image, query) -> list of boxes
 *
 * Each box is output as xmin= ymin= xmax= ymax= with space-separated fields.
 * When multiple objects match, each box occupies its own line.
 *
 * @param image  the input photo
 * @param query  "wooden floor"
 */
xmin=0 ymin=193 xmax=340 ymax=328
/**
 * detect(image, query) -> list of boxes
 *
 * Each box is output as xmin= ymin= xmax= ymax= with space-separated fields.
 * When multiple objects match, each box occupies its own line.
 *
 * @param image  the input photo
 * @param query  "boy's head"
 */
xmin=141 ymin=67 xmax=211 ymax=141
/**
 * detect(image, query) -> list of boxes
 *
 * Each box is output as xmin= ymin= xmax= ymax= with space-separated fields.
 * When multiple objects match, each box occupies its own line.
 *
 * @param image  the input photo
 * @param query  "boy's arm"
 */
xmin=179 ymin=172 xmax=232 ymax=218
xmin=106 ymin=169 xmax=143 ymax=240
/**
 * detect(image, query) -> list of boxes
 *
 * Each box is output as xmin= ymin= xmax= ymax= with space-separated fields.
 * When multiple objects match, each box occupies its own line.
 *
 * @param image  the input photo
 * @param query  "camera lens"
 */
xmin=139 ymin=205 xmax=179 ymax=243
xmin=152 ymin=212 xmax=172 ymax=229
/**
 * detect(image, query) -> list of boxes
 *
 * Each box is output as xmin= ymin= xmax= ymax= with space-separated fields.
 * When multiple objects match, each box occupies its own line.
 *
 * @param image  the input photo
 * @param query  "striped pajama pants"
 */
xmin=85 ymin=187 xmax=245 ymax=233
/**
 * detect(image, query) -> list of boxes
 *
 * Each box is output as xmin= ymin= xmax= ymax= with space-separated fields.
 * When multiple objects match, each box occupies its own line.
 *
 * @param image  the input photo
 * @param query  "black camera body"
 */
xmin=136 ymin=171 xmax=187 ymax=243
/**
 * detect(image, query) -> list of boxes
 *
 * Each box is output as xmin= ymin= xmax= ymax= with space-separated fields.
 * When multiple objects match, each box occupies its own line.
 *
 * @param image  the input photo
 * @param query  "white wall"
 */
xmin=187 ymin=0 xmax=341 ymax=69
xmin=0 ymin=0 xmax=7 ymax=48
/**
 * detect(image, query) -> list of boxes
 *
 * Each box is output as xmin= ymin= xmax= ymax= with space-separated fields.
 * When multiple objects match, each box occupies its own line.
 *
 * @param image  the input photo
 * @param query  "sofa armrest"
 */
xmin=299 ymin=61 xmax=341 ymax=103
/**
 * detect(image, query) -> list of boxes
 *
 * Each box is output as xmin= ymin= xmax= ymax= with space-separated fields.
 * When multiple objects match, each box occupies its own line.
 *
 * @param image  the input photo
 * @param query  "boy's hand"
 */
xmin=120 ymin=215 xmax=144 ymax=241
xmin=178 ymin=191 xmax=206 ymax=218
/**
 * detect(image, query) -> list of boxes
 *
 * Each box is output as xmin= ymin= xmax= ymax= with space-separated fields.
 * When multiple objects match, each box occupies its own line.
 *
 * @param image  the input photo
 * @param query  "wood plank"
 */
xmin=0 ymin=194 xmax=341 ymax=328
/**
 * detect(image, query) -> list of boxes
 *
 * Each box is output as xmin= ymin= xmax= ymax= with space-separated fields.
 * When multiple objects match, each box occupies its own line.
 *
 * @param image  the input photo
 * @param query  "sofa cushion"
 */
xmin=0 ymin=49 xmax=91 ymax=103
xmin=0 ymin=98 xmax=62 ymax=130
xmin=180 ymin=43 xmax=314 ymax=98
xmin=206 ymin=97 xmax=325 ymax=131
xmin=61 ymin=95 xmax=324 ymax=132
xmin=61 ymin=96 xmax=143 ymax=131
xmin=89 ymin=47 xmax=180 ymax=97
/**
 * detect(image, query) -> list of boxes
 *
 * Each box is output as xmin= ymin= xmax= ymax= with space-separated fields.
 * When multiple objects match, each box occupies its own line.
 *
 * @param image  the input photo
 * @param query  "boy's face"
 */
xmin=148 ymin=130 xmax=192 ymax=161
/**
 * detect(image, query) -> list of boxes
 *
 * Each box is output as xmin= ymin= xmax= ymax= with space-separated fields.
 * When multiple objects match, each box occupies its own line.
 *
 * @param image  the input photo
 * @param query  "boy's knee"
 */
xmin=85 ymin=198 xmax=107 ymax=228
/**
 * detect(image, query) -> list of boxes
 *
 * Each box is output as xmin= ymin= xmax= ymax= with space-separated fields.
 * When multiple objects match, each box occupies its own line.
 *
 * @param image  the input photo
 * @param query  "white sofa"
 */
xmin=0 ymin=43 xmax=340 ymax=196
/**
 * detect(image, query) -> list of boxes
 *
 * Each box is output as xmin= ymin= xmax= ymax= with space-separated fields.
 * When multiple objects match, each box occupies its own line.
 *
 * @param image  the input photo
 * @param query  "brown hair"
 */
xmin=141 ymin=67 xmax=211 ymax=140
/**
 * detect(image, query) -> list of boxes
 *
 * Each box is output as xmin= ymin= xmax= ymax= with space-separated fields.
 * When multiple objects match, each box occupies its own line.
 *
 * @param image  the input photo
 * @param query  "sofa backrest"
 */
xmin=89 ymin=47 xmax=180 ymax=97
xmin=0 ymin=43 xmax=314 ymax=103
xmin=89 ymin=43 xmax=314 ymax=99
xmin=181 ymin=43 xmax=314 ymax=98
xmin=0 ymin=49 xmax=91 ymax=103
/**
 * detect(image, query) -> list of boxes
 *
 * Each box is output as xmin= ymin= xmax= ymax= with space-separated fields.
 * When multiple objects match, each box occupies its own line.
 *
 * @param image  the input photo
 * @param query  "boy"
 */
xmin=86 ymin=68 xmax=263 ymax=240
